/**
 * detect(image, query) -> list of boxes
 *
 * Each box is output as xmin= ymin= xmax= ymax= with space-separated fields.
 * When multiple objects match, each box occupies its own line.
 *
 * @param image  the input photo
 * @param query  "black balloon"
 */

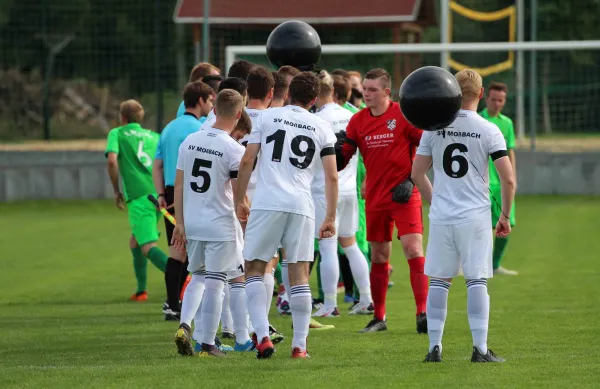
xmin=266 ymin=20 xmax=322 ymax=71
xmin=399 ymin=66 xmax=462 ymax=131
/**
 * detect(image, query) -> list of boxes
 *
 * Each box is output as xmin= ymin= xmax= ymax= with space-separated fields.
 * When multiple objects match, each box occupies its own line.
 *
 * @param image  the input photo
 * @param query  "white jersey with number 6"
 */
xmin=416 ymin=109 xmax=507 ymax=225
xmin=176 ymin=126 xmax=245 ymax=241
xmin=247 ymin=105 xmax=337 ymax=219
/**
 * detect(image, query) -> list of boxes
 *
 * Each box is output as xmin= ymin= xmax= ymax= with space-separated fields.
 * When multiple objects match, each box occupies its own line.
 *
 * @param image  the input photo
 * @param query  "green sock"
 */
xmin=274 ymin=261 xmax=283 ymax=285
xmin=131 ymin=247 xmax=148 ymax=293
xmin=316 ymin=251 xmax=324 ymax=301
xmin=493 ymin=236 xmax=509 ymax=270
xmin=146 ymin=246 xmax=168 ymax=272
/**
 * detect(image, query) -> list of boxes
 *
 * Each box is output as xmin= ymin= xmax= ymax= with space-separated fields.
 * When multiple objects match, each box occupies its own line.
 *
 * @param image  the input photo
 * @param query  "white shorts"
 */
xmin=244 ymin=210 xmax=314 ymax=264
xmin=424 ymin=215 xmax=493 ymax=280
xmin=313 ymin=195 xmax=339 ymax=241
xmin=336 ymin=194 xmax=359 ymax=238
xmin=187 ymin=237 xmax=244 ymax=280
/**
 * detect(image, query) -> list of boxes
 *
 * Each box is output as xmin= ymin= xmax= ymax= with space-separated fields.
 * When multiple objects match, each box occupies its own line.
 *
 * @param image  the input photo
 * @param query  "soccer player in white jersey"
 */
xmin=235 ymin=72 xmax=339 ymax=359
xmin=201 ymin=77 xmax=248 ymax=131
xmin=241 ymin=66 xmax=285 ymax=343
xmin=172 ymin=89 xmax=253 ymax=357
xmin=411 ymin=69 xmax=516 ymax=363
xmin=312 ymin=70 xmax=372 ymax=317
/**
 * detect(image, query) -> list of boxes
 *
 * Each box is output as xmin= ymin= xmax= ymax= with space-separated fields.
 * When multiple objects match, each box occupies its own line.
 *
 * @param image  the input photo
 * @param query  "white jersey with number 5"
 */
xmin=176 ymin=127 xmax=245 ymax=241
xmin=313 ymin=103 xmax=356 ymax=197
xmin=416 ymin=109 xmax=507 ymax=225
xmin=247 ymin=105 xmax=337 ymax=218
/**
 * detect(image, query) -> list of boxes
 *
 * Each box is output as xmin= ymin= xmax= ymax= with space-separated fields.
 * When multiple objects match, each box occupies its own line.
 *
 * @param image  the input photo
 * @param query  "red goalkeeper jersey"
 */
xmin=342 ymin=101 xmax=423 ymax=212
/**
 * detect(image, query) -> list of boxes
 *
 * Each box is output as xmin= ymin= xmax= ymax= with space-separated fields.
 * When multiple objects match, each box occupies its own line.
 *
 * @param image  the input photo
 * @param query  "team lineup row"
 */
xmin=105 ymin=59 xmax=516 ymax=361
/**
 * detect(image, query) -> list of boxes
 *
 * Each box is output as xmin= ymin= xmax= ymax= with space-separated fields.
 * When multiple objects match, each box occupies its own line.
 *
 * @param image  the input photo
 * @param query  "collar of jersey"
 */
xmin=207 ymin=126 xmax=228 ymax=134
xmin=317 ymin=102 xmax=337 ymax=112
xmin=287 ymin=104 xmax=308 ymax=113
xmin=120 ymin=123 xmax=142 ymax=131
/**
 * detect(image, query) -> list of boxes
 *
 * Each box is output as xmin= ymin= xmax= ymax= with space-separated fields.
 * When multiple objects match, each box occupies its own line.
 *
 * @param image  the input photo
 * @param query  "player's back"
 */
xmin=314 ymin=102 xmax=356 ymax=197
xmin=178 ymin=127 xmax=244 ymax=240
xmin=158 ymin=113 xmax=201 ymax=185
xmin=110 ymin=124 xmax=158 ymax=200
xmin=250 ymin=105 xmax=336 ymax=218
xmin=423 ymin=109 xmax=506 ymax=224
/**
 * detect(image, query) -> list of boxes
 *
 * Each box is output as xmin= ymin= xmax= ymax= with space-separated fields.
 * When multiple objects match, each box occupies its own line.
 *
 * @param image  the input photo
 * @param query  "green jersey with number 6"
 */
xmin=105 ymin=123 xmax=159 ymax=201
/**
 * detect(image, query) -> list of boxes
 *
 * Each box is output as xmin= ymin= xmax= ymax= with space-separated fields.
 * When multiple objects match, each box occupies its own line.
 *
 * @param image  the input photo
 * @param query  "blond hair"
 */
xmin=215 ymin=89 xmax=243 ymax=118
xmin=119 ymin=100 xmax=144 ymax=124
xmin=455 ymin=69 xmax=482 ymax=100
xmin=317 ymin=70 xmax=334 ymax=96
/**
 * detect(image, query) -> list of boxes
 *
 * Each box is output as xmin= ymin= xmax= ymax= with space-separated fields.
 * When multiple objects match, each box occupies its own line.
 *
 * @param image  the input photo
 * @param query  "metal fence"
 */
xmin=1 ymin=0 xmax=599 ymax=143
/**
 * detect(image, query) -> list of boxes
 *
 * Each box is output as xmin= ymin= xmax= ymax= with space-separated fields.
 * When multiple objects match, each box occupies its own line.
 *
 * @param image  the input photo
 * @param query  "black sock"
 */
xmin=165 ymin=258 xmax=184 ymax=312
xmin=179 ymin=258 xmax=190 ymax=292
xmin=339 ymin=254 xmax=354 ymax=296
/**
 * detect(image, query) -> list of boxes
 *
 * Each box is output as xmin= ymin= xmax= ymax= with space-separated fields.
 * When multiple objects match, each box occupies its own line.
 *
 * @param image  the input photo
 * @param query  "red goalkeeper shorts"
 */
xmin=366 ymin=205 xmax=423 ymax=242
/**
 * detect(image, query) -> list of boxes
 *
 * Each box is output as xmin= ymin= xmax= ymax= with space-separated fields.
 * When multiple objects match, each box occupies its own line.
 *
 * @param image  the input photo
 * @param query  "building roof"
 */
xmin=173 ymin=0 xmax=423 ymax=24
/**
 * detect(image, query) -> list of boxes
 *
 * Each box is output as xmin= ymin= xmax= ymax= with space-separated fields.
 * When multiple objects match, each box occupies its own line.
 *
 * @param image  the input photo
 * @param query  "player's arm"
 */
xmin=490 ymin=129 xmax=516 ymax=224
xmin=152 ymin=138 xmax=166 ymax=205
xmin=104 ymin=130 xmax=124 ymax=209
xmin=411 ymin=132 xmax=433 ymax=205
xmin=235 ymin=143 xmax=260 ymax=207
xmin=493 ymin=156 xmax=515 ymax=221
xmin=174 ymin=169 xmax=184 ymax=224
xmin=322 ymin=152 xmax=339 ymax=222
xmin=337 ymin=116 xmax=359 ymax=171
xmin=411 ymin=155 xmax=433 ymax=205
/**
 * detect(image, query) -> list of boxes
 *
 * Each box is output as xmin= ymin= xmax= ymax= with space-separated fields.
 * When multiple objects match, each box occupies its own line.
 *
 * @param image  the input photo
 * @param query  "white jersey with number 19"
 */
xmin=176 ymin=126 xmax=245 ymax=241
xmin=416 ymin=109 xmax=507 ymax=225
xmin=247 ymin=105 xmax=337 ymax=219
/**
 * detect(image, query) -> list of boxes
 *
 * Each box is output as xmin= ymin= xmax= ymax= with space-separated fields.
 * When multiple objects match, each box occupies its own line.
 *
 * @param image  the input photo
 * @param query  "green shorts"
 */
xmin=491 ymin=189 xmax=516 ymax=227
xmin=127 ymin=194 xmax=161 ymax=246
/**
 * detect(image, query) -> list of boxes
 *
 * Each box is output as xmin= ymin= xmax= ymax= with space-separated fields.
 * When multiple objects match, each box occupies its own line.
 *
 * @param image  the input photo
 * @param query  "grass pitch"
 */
xmin=1 ymin=196 xmax=599 ymax=388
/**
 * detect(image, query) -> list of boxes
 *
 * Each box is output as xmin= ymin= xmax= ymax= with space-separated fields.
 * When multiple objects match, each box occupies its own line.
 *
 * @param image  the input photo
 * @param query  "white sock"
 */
xmin=319 ymin=239 xmax=339 ymax=309
xmin=180 ymin=272 xmax=205 ymax=327
xmin=290 ymin=284 xmax=312 ymax=351
xmin=192 ymin=297 xmax=203 ymax=341
xmin=342 ymin=243 xmax=372 ymax=305
xmin=263 ymin=271 xmax=275 ymax=316
xmin=229 ymin=282 xmax=250 ymax=345
xmin=466 ymin=279 xmax=489 ymax=354
xmin=427 ymin=279 xmax=451 ymax=352
xmin=220 ymin=285 xmax=233 ymax=331
xmin=245 ymin=276 xmax=270 ymax=340
xmin=281 ymin=261 xmax=291 ymax=294
xmin=199 ymin=272 xmax=226 ymax=345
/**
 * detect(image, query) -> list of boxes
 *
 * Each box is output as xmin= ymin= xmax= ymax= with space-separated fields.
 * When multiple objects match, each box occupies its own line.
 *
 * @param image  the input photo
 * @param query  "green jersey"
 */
xmin=105 ymin=123 xmax=159 ymax=201
xmin=479 ymin=108 xmax=515 ymax=190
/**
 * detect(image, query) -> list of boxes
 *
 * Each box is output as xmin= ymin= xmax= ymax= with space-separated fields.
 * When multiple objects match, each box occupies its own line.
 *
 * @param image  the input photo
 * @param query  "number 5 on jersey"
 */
xmin=191 ymin=158 xmax=212 ymax=193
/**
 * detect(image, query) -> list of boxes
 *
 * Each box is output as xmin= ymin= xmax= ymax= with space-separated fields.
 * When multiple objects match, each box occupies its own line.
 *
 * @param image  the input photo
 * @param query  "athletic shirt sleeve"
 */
xmin=246 ymin=110 xmax=263 ymax=144
xmin=105 ymin=129 xmax=119 ymax=156
xmin=416 ymin=131 xmax=433 ymax=156
xmin=405 ymin=119 xmax=424 ymax=147
xmin=155 ymin=133 xmax=163 ymax=160
xmin=488 ymin=125 xmax=508 ymax=158
xmin=229 ymin=142 xmax=245 ymax=177
xmin=176 ymin=141 xmax=187 ymax=171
